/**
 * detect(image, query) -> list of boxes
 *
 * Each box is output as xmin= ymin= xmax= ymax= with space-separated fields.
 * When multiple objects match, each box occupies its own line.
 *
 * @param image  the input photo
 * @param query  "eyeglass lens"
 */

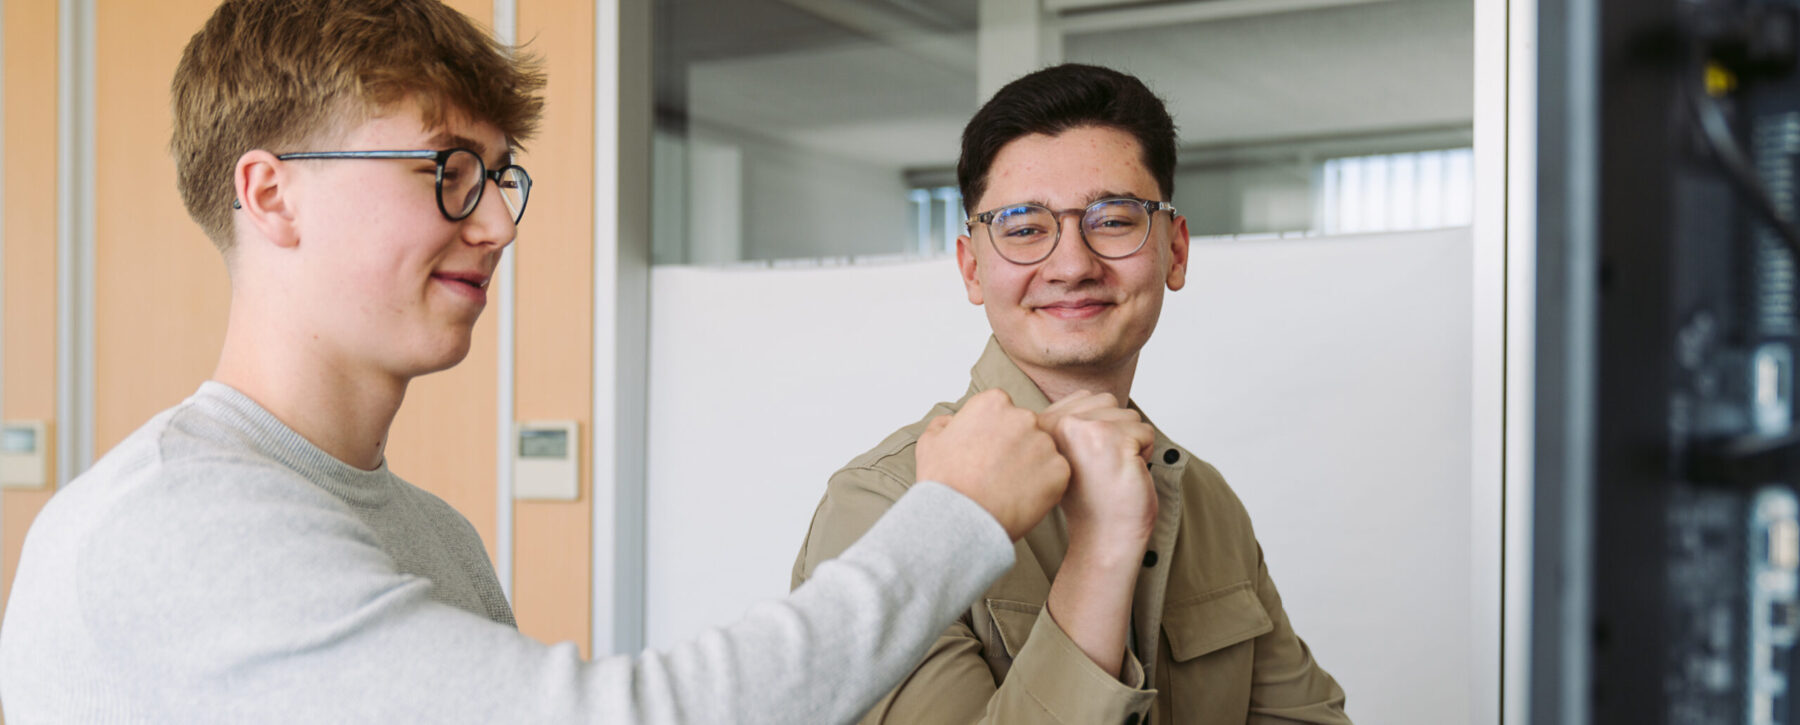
xmin=989 ymin=199 xmax=1151 ymax=263
xmin=443 ymin=149 xmax=531 ymax=223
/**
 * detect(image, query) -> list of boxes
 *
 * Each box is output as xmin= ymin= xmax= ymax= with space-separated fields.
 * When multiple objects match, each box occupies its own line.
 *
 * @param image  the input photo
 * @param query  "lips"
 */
xmin=432 ymin=270 xmax=492 ymax=304
xmin=1034 ymin=299 xmax=1114 ymax=319
xmin=433 ymin=271 xmax=490 ymax=289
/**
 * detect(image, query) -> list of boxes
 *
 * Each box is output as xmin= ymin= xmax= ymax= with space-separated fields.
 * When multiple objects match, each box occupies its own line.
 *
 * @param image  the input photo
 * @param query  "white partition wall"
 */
xmin=645 ymin=226 xmax=1474 ymax=725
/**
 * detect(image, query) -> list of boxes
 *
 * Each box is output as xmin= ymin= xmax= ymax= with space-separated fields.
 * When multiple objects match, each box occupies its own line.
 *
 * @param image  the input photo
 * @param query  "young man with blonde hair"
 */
xmin=0 ymin=1 xmax=1073 ymax=721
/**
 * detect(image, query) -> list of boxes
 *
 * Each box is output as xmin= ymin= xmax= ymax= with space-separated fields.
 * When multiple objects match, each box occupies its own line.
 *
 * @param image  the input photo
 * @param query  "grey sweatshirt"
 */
xmin=0 ymin=382 xmax=1013 ymax=723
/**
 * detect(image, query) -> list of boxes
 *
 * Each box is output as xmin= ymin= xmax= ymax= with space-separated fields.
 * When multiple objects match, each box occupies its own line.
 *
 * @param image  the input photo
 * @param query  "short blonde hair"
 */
xmin=170 ymin=0 xmax=546 ymax=251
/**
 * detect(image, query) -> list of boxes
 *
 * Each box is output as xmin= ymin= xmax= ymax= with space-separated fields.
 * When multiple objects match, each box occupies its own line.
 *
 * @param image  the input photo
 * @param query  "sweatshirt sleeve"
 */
xmin=794 ymin=466 xmax=1156 ymax=725
xmin=75 ymin=463 xmax=1013 ymax=724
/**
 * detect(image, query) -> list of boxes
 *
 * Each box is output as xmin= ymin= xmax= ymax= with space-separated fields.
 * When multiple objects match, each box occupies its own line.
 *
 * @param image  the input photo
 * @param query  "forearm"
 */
xmin=669 ymin=481 xmax=1014 ymax=723
xmin=1043 ymin=530 xmax=1147 ymax=679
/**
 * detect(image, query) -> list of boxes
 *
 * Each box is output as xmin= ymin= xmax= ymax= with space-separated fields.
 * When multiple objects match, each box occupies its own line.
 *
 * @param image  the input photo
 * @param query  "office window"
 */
xmin=1317 ymin=148 xmax=1474 ymax=235
xmin=653 ymin=0 xmax=1474 ymax=265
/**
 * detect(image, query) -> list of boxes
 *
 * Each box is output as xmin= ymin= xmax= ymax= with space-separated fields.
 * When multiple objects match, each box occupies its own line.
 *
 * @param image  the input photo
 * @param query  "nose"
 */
xmin=461 ymin=177 xmax=518 ymax=250
xmin=1039 ymin=210 xmax=1105 ymax=283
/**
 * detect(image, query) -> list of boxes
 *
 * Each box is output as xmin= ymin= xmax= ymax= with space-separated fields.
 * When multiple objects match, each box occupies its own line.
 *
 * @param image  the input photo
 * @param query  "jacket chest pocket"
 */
xmin=1160 ymin=581 xmax=1273 ymax=719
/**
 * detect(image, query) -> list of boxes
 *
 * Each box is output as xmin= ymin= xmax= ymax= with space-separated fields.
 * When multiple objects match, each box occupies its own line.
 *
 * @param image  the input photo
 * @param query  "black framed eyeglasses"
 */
xmin=966 ymin=197 xmax=1177 ymax=265
xmin=246 ymin=148 xmax=532 ymax=224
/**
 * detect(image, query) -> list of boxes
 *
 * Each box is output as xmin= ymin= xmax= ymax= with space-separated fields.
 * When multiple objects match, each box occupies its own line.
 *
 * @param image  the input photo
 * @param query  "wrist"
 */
xmin=1065 ymin=523 xmax=1152 ymax=565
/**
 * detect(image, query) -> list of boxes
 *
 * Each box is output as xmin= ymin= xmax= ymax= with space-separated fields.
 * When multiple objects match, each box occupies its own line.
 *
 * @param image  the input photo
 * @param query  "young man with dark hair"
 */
xmin=792 ymin=64 xmax=1352 ymax=724
xmin=0 ymin=1 xmax=1076 ymax=721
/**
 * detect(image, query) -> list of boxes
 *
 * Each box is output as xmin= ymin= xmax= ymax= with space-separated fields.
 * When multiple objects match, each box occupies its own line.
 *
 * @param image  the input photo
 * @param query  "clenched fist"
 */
xmin=917 ymin=389 xmax=1071 ymax=540
xmin=1037 ymin=391 xmax=1159 ymax=551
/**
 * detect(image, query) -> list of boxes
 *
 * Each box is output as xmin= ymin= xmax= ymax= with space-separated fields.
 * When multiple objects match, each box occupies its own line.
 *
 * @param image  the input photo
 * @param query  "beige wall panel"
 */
xmin=3 ymin=0 xmax=62 ymax=619
xmin=443 ymin=0 xmax=492 ymax=25
xmin=385 ymin=0 xmax=503 ymax=566
xmin=93 ymin=0 xmax=229 ymax=457
xmin=513 ymin=0 xmax=594 ymax=656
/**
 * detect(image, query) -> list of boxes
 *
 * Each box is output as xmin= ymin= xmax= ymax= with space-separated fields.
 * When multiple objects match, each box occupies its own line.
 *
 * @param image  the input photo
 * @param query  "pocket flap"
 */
xmin=984 ymin=598 xmax=1042 ymax=658
xmin=1162 ymin=581 xmax=1274 ymax=662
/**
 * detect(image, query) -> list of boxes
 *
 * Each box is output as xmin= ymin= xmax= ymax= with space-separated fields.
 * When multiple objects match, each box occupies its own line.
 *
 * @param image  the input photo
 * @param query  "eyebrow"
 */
xmin=1003 ymin=190 xmax=1154 ymax=210
xmin=1084 ymin=189 xmax=1153 ymax=205
xmin=425 ymin=131 xmax=512 ymax=166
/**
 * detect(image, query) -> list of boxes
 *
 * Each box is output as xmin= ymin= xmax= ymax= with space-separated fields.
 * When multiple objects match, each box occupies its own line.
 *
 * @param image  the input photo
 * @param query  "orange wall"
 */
xmin=2 ymin=0 xmax=61 ymax=618
xmin=514 ymin=0 xmax=596 ymax=657
xmin=93 ymin=0 xmax=232 ymax=455
xmin=6 ymin=0 xmax=596 ymax=657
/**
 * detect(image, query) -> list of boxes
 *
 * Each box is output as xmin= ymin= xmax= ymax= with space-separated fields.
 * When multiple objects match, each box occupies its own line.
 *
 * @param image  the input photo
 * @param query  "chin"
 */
xmin=1038 ymin=347 xmax=1120 ymax=370
xmin=1024 ymin=325 xmax=1155 ymax=372
xmin=1013 ymin=336 xmax=1118 ymax=369
xmin=404 ymin=336 xmax=474 ymax=377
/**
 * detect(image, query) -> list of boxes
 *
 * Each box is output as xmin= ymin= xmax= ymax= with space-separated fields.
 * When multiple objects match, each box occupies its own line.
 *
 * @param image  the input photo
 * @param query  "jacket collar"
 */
xmin=968 ymin=336 xmax=1054 ymax=413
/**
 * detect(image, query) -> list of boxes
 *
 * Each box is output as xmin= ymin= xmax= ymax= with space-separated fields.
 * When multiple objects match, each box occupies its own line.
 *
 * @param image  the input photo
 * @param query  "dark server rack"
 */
xmin=1535 ymin=0 xmax=1800 ymax=722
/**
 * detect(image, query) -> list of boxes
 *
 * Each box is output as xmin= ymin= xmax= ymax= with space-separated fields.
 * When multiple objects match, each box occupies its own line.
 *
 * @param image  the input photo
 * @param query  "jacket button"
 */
xmin=1162 ymin=449 xmax=1180 ymax=464
xmin=1125 ymin=713 xmax=1141 ymax=725
xmin=1143 ymin=550 xmax=1158 ymax=568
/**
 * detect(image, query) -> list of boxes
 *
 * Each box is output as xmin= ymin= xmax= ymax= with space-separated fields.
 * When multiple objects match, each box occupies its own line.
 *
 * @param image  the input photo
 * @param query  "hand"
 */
xmin=1037 ymin=391 xmax=1158 ymax=680
xmin=917 ymin=389 xmax=1070 ymax=540
xmin=1037 ymin=391 xmax=1158 ymax=552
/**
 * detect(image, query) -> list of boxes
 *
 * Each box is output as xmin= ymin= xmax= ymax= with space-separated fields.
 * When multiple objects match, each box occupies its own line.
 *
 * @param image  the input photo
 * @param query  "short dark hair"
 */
xmin=957 ymin=64 xmax=1177 ymax=215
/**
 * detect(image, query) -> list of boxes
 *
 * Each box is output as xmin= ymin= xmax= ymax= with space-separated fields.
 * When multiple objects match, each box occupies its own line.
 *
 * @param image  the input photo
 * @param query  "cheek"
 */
xmin=982 ymin=268 xmax=1034 ymax=307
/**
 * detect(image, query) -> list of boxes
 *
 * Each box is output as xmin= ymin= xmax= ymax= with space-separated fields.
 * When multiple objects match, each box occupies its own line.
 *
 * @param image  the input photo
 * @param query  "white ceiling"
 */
xmin=679 ymin=0 xmax=1472 ymax=170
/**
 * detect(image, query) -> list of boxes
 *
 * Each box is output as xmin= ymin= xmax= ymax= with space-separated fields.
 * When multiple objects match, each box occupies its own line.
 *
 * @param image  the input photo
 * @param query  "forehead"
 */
xmin=978 ymin=126 xmax=1159 ymax=210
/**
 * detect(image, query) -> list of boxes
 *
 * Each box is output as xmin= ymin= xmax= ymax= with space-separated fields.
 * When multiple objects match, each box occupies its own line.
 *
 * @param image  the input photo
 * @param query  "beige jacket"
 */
xmin=792 ymin=338 xmax=1351 ymax=724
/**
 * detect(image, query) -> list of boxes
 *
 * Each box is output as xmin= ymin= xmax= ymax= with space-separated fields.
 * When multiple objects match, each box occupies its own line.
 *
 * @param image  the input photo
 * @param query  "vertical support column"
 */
xmin=1501 ymin=0 xmax=1542 ymax=718
xmin=593 ymin=0 xmax=652 ymax=655
xmin=493 ymin=0 xmax=519 ymax=602
xmin=1470 ymin=0 xmax=1508 ymax=722
xmin=685 ymin=137 xmax=742 ymax=266
xmin=58 ymin=0 xmax=95 ymax=487
xmin=977 ymin=0 xmax=1059 ymax=100
xmin=1518 ymin=0 xmax=1599 ymax=718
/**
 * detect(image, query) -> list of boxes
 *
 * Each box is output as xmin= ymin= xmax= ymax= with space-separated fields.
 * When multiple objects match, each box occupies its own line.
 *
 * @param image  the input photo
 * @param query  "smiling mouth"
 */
xmin=1036 ymin=301 xmax=1113 ymax=318
xmin=434 ymin=274 xmax=490 ymax=290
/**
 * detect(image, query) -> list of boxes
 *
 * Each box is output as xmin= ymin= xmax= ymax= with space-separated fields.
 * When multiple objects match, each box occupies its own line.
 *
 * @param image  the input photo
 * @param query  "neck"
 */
xmin=1018 ymin=354 xmax=1139 ymax=408
xmin=212 ymin=295 xmax=406 ymax=471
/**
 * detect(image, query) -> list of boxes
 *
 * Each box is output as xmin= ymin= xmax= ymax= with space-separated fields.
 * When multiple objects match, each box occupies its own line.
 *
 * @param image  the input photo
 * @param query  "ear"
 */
xmin=234 ymin=150 xmax=299 ymax=249
xmin=1165 ymin=214 xmax=1190 ymax=292
xmin=956 ymin=234 xmax=984 ymax=306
